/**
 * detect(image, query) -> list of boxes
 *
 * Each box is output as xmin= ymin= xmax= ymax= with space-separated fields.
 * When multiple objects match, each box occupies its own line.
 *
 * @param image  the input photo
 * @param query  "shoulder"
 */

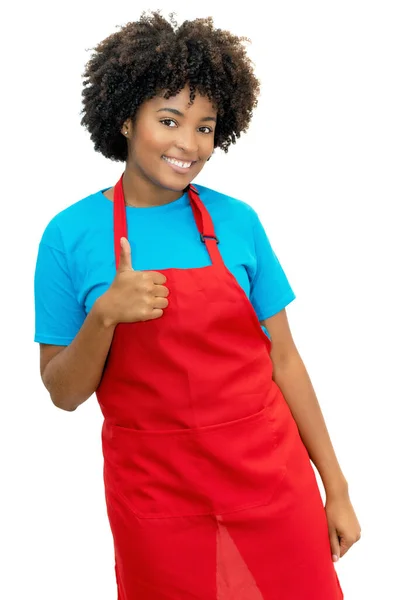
xmin=39 ymin=189 xmax=111 ymax=251
xmin=194 ymin=183 xmax=258 ymax=225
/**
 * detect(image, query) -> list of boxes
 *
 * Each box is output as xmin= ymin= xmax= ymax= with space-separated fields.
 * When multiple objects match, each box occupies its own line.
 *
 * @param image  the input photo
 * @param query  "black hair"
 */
xmin=80 ymin=11 xmax=260 ymax=162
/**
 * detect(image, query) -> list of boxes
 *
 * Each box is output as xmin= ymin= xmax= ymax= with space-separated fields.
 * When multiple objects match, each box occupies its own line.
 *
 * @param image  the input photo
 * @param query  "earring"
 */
xmin=124 ymin=131 xmax=128 ymax=136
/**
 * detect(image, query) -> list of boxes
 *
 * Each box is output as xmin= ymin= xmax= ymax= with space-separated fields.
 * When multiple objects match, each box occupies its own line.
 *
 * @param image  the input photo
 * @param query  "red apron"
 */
xmin=96 ymin=174 xmax=344 ymax=599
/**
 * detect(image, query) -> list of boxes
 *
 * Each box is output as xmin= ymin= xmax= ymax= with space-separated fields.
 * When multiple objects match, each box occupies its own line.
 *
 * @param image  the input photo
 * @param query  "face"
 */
xmin=122 ymin=85 xmax=217 ymax=192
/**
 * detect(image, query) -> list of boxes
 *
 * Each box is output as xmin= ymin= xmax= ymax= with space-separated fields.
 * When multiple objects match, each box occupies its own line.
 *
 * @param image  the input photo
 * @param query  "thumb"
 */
xmin=329 ymin=527 xmax=341 ymax=563
xmin=118 ymin=237 xmax=134 ymax=272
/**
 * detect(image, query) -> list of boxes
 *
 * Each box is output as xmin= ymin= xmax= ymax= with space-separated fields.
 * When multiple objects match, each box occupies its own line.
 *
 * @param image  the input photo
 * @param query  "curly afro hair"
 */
xmin=80 ymin=11 xmax=260 ymax=162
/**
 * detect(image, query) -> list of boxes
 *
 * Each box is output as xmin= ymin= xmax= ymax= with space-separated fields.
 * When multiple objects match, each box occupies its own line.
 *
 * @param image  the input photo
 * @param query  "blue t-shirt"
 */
xmin=34 ymin=183 xmax=295 ymax=345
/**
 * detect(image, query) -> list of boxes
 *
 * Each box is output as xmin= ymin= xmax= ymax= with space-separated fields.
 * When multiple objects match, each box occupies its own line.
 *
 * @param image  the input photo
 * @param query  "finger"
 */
xmin=339 ymin=536 xmax=352 ymax=559
xmin=153 ymin=284 xmax=169 ymax=298
xmin=145 ymin=308 xmax=164 ymax=321
xmin=146 ymin=270 xmax=167 ymax=285
xmin=329 ymin=528 xmax=341 ymax=562
xmin=153 ymin=296 xmax=169 ymax=310
xmin=118 ymin=237 xmax=134 ymax=272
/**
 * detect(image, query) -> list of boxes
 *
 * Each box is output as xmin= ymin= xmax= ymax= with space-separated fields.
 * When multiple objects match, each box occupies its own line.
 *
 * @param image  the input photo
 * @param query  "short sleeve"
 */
xmin=248 ymin=210 xmax=296 ymax=321
xmin=34 ymin=219 xmax=86 ymax=345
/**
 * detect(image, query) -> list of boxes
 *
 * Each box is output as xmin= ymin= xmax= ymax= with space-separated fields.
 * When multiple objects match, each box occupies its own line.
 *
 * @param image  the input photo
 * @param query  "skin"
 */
xmin=40 ymin=83 xmax=361 ymax=564
xmin=261 ymin=311 xmax=361 ymax=562
xmin=103 ymin=84 xmax=217 ymax=207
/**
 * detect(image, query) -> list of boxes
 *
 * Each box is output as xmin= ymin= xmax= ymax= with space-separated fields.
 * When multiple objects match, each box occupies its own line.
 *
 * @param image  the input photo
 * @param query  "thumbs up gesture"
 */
xmin=97 ymin=237 xmax=169 ymax=326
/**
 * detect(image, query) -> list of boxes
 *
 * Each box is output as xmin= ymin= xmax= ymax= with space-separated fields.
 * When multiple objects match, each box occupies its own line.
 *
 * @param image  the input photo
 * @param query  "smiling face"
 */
xmin=122 ymin=85 xmax=217 ymax=193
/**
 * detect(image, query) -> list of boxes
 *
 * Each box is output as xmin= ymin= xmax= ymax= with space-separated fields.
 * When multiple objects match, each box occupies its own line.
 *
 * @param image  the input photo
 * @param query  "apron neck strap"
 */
xmin=114 ymin=175 xmax=128 ymax=269
xmin=188 ymin=184 xmax=223 ymax=267
xmin=113 ymin=175 xmax=223 ymax=269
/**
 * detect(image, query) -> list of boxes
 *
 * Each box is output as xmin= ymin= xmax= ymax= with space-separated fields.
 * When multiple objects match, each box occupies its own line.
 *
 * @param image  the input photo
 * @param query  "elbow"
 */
xmin=42 ymin=377 xmax=83 ymax=412
xmin=271 ymin=349 xmax=302 ymax=383
xmin=50 ymin=391 xmax=80 ymax=412
xmin=41 ymin=373 xmax=74 ymax=411
xmin=52 ymin=397 xmax=79 ymax=412
xmin=40 ymin=356 xmax=89 ymax=412
xmin=47 ymin=385 xmax=92 ymax=411
xmin=49 ymin=386 xmax=93 ymax=411
xmin=41 ymin=367 xmax=92 ymax=412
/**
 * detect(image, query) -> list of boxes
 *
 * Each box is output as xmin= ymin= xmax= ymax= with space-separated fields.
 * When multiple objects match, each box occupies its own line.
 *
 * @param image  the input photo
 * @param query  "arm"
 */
xmin=39 ymin=237 xmax=168 ymax=412
xmin=261 ymin=309 xmax=348 ymax=497
xmin=263 ymin=309 xmax=362 ymax=559
xmin=249 ymin=207 xmax=360 ymax=557
xmin=40 ymin=299 xmax=116 ymax=412
xmin=34 ymin=227 xmax=117 ymax=412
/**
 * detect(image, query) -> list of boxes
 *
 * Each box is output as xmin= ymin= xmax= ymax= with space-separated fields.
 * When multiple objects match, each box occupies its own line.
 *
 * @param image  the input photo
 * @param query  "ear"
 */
xmin=121 ymin=118 xmax=132 ymax=138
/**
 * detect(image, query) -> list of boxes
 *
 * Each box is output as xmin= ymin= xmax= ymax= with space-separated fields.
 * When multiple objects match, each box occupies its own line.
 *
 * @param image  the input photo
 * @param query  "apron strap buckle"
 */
xmin=200 ymin=233 xmax=220 ymax=245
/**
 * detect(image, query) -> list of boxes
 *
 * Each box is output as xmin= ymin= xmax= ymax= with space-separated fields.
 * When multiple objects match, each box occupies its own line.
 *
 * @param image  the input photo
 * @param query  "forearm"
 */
xmin=272 ymin=351 xmax=348 ymax=497
xmin=42 ymin=298 xmax=116 ymax=411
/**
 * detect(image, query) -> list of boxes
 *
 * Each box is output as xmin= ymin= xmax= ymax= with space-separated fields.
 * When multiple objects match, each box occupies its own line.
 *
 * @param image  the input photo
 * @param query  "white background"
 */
xmin=1 ymin=1 xmax=396 ymax=598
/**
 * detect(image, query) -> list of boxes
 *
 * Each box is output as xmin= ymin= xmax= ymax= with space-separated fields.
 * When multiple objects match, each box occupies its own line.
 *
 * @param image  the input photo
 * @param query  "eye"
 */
xmin=160 ymin=119 xmax=213 ymax=134
xmin=199 ymin=126 xmax=213 ymax=134
xmin=160 ymin=118 xmax=177 ymax=127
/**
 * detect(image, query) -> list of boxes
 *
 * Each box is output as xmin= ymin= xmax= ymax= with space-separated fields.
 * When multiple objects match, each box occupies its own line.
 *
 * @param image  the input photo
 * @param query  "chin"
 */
xmin=162 ymin=182 xmax=191 ymax=193
xmin=155 ymin=176 xmax=194 ymax=193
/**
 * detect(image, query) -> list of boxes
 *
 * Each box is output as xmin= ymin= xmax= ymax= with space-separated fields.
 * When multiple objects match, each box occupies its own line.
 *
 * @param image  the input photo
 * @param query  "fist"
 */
xmin=98 ymin=237 xmax=169 ymax=326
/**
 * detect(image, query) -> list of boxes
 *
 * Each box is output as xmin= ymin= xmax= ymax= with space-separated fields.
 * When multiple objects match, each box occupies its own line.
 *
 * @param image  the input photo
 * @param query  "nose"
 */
xmin=175 ymin=128 xmax=199 ymax=155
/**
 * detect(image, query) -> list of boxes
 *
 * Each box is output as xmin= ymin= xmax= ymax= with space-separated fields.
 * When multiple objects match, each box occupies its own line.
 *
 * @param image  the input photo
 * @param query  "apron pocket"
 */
xmin=103 ymin=405 xmax=287 ymax=519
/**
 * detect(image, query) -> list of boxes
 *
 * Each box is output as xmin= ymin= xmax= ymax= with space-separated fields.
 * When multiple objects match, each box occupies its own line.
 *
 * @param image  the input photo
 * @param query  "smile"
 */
xmin=162 ymin=156 xmax=195 ymax=169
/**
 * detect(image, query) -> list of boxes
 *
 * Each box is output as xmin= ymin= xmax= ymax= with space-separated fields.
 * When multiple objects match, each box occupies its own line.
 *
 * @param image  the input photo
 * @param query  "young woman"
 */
xmin=34 ymin=11 xmax=360 ymax=599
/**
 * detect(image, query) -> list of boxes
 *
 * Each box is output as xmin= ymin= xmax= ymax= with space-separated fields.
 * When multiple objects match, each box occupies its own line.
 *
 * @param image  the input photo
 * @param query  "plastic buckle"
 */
xmin=200 ymin=233 xmax=219 ymax=245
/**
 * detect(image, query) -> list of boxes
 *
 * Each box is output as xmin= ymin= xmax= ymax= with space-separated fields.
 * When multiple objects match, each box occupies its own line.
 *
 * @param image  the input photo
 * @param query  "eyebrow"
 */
xmin=156 ymin=108 xmax=217 ymax=123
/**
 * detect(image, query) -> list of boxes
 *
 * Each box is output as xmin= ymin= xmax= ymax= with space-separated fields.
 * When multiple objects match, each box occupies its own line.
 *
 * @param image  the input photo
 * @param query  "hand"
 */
xmin=97 ymin=237 xmax=169 ymax=326
xmin=325 ymin=490 xmax=361 ymax=562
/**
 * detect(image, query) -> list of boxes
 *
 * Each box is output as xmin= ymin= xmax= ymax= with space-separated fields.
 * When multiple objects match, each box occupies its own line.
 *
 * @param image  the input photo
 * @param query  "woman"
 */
xmin=34 ymin=11 xmax=360 ymax=599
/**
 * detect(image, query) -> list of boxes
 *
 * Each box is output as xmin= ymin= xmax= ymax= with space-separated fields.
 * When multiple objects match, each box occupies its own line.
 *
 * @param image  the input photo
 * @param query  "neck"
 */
xmin=122 ymin=161 xmax=186 ymax=207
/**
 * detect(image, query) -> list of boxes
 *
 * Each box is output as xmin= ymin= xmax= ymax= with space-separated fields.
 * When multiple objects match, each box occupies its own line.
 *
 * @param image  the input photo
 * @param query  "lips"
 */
xmin=162 ymin=156 xmax=196 ymax=168
xmin=162 ymin=155 xmax=197 ymax=173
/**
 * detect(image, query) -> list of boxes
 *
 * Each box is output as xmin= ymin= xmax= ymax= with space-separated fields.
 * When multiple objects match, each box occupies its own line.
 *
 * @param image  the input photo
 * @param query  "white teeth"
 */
xmin=163 ymin=156 xmax=192 ymax=169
